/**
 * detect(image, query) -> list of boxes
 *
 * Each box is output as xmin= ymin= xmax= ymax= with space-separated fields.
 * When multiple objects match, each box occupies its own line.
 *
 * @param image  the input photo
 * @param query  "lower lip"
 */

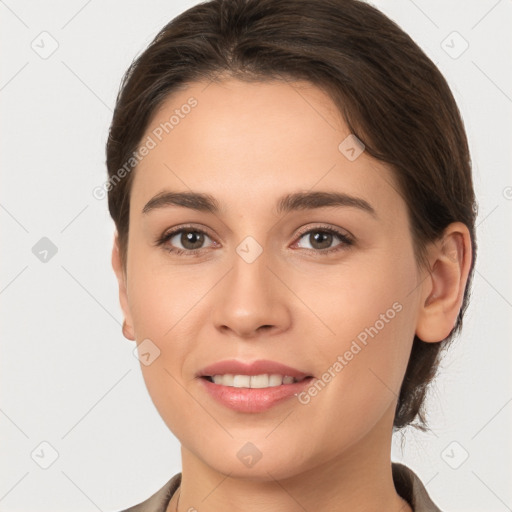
xmin=198 ymin=377 xmax=314 ymax=413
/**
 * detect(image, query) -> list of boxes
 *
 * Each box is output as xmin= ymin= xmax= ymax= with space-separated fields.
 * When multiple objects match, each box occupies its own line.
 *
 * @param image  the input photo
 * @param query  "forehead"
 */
xmin=130 ymin=78 xmax=404 ymax=220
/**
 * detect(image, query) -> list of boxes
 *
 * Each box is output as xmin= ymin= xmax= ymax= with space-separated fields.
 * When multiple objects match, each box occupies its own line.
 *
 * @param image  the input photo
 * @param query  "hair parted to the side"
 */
xmin=105 ymin=0 xmax=477 ymax=431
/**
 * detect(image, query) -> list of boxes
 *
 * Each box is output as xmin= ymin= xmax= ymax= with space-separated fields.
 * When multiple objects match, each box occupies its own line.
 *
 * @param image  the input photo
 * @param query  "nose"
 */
xmin=211 ymin=248 xmax=291 ymax=339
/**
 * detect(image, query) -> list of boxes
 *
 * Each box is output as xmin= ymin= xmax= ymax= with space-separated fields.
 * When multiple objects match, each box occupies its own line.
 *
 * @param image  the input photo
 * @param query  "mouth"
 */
xmin=198 ymin=373 xmax=315 ymax=413
xmin=196 ymin=359 xmax=315 ymax=412
xmin=200 ymin=374 xmax=314 ymax=388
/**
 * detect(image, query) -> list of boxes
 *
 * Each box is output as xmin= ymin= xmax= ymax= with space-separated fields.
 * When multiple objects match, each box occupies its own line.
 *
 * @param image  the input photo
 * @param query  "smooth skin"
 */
xmin=112 ymin=77 xmax=472 ymax=512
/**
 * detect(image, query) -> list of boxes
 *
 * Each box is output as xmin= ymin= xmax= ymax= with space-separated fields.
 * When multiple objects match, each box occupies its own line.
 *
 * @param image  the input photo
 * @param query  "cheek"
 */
xmin=126 ymin=251 xmax=207 ymax=339
xmin=292 ymin=284 xmax=417 ymax=453
xmin=125 ymin=257 xmax=214 ymax=417
xmin=298 ymin=247 xmax=418 ymax=403
xmin=298 ymin=245 xmax=417 ymax=344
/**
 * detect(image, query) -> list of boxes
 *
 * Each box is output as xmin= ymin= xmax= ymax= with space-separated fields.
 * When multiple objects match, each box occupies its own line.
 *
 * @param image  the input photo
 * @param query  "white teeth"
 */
xmin=212 ymin=375 xmax=226 ymax=385
xmin=233 ymin=375 xmax=251 ymax=388
xmin=216 ymin=374 xmax=234 ymax=386
xmin=209 ymin=373 xmax=298 ymax=388
xmin=268 ymin=374 xmax=283 ymax=386
xmin=250 ymin=374 xmax=269 ymax=388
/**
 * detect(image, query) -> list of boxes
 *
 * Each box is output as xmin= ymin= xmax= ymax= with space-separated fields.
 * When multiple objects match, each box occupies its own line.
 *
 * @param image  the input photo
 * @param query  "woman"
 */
xmin=106 ymin=0 xmax=476 ymax=510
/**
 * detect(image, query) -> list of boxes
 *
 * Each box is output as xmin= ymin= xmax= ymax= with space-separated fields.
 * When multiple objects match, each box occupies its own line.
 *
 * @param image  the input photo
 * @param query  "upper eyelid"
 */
xmin=295 ymin=223 xmax=352 ymax=239
xmin=160 ymin=224 xmax=215 ymax=241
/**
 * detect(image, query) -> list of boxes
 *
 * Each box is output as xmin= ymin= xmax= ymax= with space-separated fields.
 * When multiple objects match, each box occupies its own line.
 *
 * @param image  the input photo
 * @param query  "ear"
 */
xmin=415 ymin=222 xmax=473 ymax=343
xmin=111 ymin=233 xmax=135 ymax=341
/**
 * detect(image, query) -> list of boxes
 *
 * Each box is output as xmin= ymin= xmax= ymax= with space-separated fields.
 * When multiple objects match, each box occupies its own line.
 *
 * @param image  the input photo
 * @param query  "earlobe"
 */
xmin=415 ymin=222 xmax=472 ymax=343
xmin=111 ymin=234 xmax=136 ymax=341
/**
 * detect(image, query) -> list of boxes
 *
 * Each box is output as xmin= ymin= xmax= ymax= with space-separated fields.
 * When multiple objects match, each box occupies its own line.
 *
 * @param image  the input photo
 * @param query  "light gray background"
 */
xmin=1 ymin=0 xmax=511 ymax=511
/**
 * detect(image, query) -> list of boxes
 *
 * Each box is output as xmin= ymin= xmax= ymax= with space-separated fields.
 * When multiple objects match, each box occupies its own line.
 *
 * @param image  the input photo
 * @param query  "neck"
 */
xmin=168 ymin=404 xmax=412 ymax=512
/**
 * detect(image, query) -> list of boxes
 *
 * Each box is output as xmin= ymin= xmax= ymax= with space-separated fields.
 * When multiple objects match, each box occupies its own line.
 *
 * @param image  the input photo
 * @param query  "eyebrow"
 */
xmin=142 ymin=190 xmax=377 ymax=217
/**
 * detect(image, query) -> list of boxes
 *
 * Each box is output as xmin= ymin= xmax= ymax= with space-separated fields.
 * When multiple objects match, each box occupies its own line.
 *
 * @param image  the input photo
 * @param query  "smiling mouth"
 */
xmin=201 ymin=374 xmax=313 ymax=388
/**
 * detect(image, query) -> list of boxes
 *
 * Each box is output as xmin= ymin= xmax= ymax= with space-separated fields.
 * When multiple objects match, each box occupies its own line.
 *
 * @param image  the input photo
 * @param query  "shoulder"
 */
xmin=117 ymin=472 xmax=181 ymax=512
xmin=392 ymin=462 xmax=443 ymax=512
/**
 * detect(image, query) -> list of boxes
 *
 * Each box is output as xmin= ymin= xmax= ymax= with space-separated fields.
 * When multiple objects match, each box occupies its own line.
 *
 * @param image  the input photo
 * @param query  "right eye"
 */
xmin=156 ymin=226 xmax=218 ymax=256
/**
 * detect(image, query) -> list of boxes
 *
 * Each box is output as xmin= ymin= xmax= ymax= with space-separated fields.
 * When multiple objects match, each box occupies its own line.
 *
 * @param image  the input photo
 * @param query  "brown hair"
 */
xmin=105 ymin=0 xmax=477 ymax=430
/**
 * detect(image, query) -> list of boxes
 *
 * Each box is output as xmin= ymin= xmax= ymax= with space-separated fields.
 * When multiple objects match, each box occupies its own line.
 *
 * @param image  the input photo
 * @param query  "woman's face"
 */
xmin=115 ymin=78 xmax=426 ymax=479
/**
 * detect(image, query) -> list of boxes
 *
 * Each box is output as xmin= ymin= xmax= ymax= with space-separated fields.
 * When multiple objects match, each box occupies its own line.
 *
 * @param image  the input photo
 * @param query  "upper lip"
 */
xmin=197 ymin=359 xmax=313 ymax=379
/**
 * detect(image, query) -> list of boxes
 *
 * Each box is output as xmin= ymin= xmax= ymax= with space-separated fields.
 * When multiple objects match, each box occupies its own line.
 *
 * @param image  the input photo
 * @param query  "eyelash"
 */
xmin=155 ymin=223 xmax=354 ymax=257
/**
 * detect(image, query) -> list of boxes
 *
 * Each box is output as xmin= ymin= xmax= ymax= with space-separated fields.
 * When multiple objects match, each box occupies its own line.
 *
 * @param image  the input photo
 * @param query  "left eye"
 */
xmin=294 ymin=228 xmax=352 ymax=252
